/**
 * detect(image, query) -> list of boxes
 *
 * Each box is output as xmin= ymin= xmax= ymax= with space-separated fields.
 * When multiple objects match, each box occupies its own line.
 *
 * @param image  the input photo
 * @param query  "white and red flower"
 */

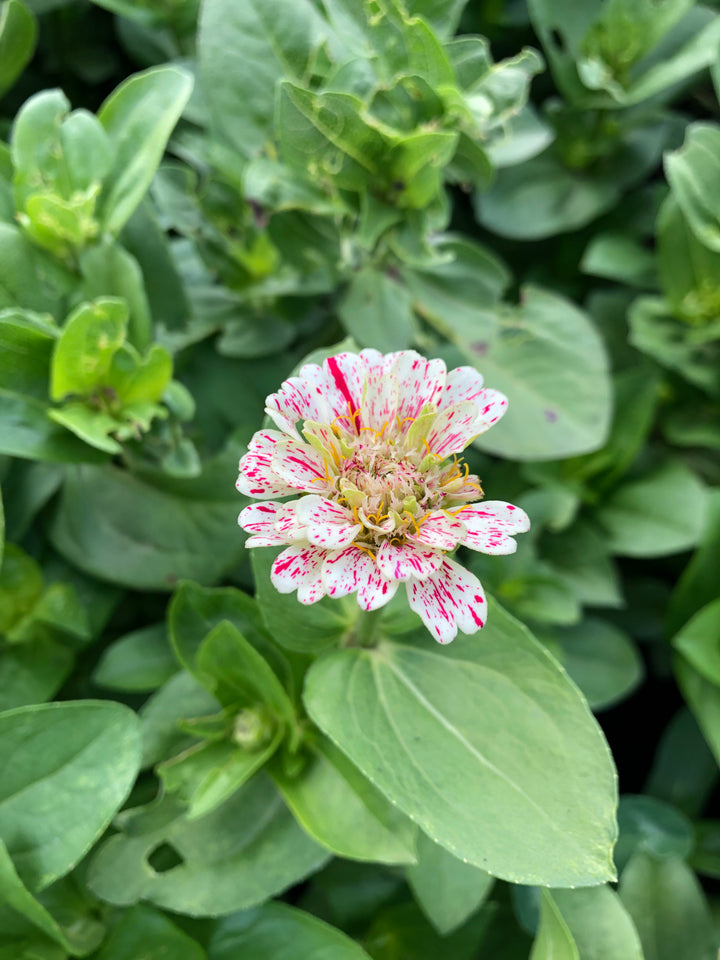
xmin=237 ymin=350 xmax=529 ymax=644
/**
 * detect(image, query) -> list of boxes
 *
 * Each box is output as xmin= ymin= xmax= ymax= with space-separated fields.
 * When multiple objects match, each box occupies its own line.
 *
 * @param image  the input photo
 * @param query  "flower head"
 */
xmin=237 ymin=350 xmax=529 ymax=644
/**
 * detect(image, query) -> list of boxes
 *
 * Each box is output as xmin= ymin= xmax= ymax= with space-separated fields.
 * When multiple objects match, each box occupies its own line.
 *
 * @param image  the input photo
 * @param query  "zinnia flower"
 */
xmin=237 ymin=350 xmax=529 ymax=644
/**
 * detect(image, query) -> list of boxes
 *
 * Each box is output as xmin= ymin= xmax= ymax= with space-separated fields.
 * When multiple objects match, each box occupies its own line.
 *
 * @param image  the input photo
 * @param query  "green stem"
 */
xmin=353 ymin=608 xmax=384 ymax=648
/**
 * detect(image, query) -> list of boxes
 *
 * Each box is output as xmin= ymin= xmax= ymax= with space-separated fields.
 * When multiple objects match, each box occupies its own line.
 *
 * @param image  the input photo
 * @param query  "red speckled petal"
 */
xmin=271 ymin=545 xmax=327 ymax=604
xmin=295 ymin=495 xmax=362 ymax=549
xmin=376 ymin=540 xmax=443 ymax=582
xmin=425 ymin=401 xmax=479 ymax=459
xmin=323 ymin=545 xmax=398 ymax=610
xmin=458 ymin=501 xmax=530 ymax=554
xmin=407 ymin=558 xmax=486 ymax=644
xmin=409 ymin=511 xmax=465 ymax=551
xmin=387 ymin=351 xmax=446 ymax=422
xmin=471 ymin=388 xmax=508 ymax=435
xmin=271 ymin=439 xmax=332 ymax=493
xmin=236 ymin=430 xmax=298 ymax=499
xmin=438 ymin=366 xmax=485 ymax=409
xmin=239 ymin=501 xmax=305 ymax=546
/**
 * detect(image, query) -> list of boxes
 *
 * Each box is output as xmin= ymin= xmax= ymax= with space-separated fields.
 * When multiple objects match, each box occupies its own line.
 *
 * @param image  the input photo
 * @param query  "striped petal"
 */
xmin=271 ymin=545 xmax=326 ymax=604
xmin=409 ymin=511 xmax=465 ymax=551
xmin=458 ymin=501 xmax=530 ymax=555
xmin=323 ymin=545 xmax=398 ymax=610
xmin=271 ymin=439 xmax=331 ymax=492
xmin=295 ymin=495 xmax=362 ymax=549
xmin=425 ymin=401 xmax=479 ymax=459
xmin=236 ymin=430 xmax=297 ymax=499
xmin=376 ymin=540 xmax=443 ymax=582
xmin=361 ymin=371 xmax=399 ymax=433
xmin=407 ymin=558 xmax=487 ymax=644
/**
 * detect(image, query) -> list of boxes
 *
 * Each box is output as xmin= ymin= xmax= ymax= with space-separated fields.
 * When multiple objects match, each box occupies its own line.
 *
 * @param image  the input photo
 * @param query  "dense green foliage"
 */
xmin=0 ymin=0 xmax=719 ymax=956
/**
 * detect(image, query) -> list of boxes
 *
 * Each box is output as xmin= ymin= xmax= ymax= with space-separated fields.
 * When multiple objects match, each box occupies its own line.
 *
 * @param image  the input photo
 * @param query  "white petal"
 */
xmin=271 ymin=545 xmax=326 ymax=604
xmin=457 ymin=501 xmax=530 ymax=555
xmin=265 ymin=365 xmax=345 ymax=438
xmin=425 ymin=401 xmax=480 ymax=459
xmin=472 ymin=388 xmax=508 ymax=435
xmin=239 ymin=501 xmax=294 ymax=546
xmin=271 ymin=439 xmax=331 ymax=492
xmin=236 ymin=430 xmax=297 ymax=499
xmin=361 ymin=370 xmax=399 ymax=433
xmin=409 ymin=511 xmax=465 ymax=550
xmin=323 ymin=545 xmax=398 ymax=610
xmin=387 ymin=352 xmax=446 ymax=422
xmin=294 ymin=495 xmax=362 ymax=549
xmin=438 ymin=366 xmax=484 ymax=410
xmin=407 ymin=558 xmax=487 ymax=644
xmin=376 ymin=540 xmax=443 ymax=582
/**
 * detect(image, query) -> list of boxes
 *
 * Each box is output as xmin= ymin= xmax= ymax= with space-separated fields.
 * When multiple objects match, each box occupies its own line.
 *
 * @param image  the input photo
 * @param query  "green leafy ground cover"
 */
xmin=0 ymin=0 xmax=719 ymax=956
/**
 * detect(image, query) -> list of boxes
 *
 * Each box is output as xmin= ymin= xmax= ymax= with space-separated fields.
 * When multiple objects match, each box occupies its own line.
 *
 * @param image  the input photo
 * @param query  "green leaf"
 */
xmin=273 ymin=736 xmax=417 ymax=866
xmin=199 ymin=0 xmax=327 ymax=158
xmin=597 ymin=460 xmax=708 ymax=557
xmin=619 ymin=852 xmax=716 ymax=960
xmin=97 ymin=66 xmax=194 ymax=234
xmin=550 ymin=618 xmax=643 ymax=711
xmin=0 ymin=311 xmax=55 ymax=400
xmin=252 ymin=548 xmax=354 ymax=653
xmin=195 ymin=621 xmax=295 ymax=726
xmin=646 ymin=709 xmax=718 ymax=819
xmin=93 ymin=622 xmax=178 ymax=693
xmin=0 ymin=224 xmax=67 ymax=315
xmin=168 ymin=580 xmax=292 ymax=696
xmin=676 ymin=656 xmax=720 ymax=768
xmin=304 ymin=601 xmax=618 ymax=886
xmin=581 ymin=231 xmax=656 ymax=288
xmin=48 ymin=403 xmax=123 ymax=454
xmin=339 ymin=267 xmax=416 ymax=353
xmin=209 ymin=902 xmax=372 ymax=960
xmin=159 ymin=736 xmax=281 ymax=821
xmin=0 ymin=0 xmax=37 ymax=98
xmin=0 ymin=837 xmax=101 ymax=957
xmin=530 ymin=890 xmax=578 ymax=960
xmin=87 ymin=773 xmax=328 ymax=916
xmin=442 ymin=286 xmax=612 ymax=460
xmin=0 ymin=389 xmax=108 ymax=463
xmin=406 ymin=832 xmax=493 ymax=935
xmin=615 ymin=795 xmax=694 ymax=873
xmin=50 ymin=298 xmax=127 ymax=402
xmin=139 ymin=671 xmax=221 ymax=769
xmin=79 ymin=242 xmax=153 ymax=351
xmin=0 ymin=700 xmax=141 ymax=891
xmin=667 ymin=489 xmax=720 ymax=636
xmin=50 ymin=463 xmax=245 ymax=590
xmin=672 ymin=599 xmax=720 ymax=687
xmin=551 ymin=885 xmax=643 ymax=960
xmin=277 ymin=84 xmax=388 ymax=192
xmin=94 ymin=904 xmax=204 ymax=960
xmin=666 ymin=122 xmax=720 ymax=253
xmin=657 ymin=197 xmax=720 ymax=324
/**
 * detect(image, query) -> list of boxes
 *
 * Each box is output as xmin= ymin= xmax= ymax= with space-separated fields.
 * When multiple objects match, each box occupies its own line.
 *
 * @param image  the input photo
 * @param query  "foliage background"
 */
xmin=0 ymin=0 xmax=719 ymax=957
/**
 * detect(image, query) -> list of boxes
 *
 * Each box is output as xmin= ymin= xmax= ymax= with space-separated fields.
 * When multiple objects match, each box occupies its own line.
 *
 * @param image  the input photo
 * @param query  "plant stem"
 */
xmin=353 ymin=608 xmax=384 ymax=648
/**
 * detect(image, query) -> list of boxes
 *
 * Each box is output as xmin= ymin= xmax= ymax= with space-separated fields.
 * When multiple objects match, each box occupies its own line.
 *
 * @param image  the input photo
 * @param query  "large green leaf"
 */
xmin=209 ymin=902 xmax=372 ymax=960
xmin=339 ymin=267 xmax=416 ymax=353
xmin=665 ymin=123 xmax=720 ymax=252
xmin=435 ymin=287 xmax=612 ymax=460
xmin=672 ymin=599 xmax=720 ymax=687
xmin=97 ymin=66 xmax=193 ymax=234
xmin=667 ymin=490 xmax=720 ymax=635
xmin=93 ymin=623 xmax=178 ymax=693
xmin=676 ymin=656 xmax=720 ymax=767
xmin=304 ymin=601 xmax=617 ymax=886
xmin=0 ymin=700 xmax=141 ymax=891
xmin=50 ymin=463 xmax=245 ymax=590
xmin=199 ymin=0 xmax=327 ymax=157
xmin=87 ymin=774 xmax=328 ymax=916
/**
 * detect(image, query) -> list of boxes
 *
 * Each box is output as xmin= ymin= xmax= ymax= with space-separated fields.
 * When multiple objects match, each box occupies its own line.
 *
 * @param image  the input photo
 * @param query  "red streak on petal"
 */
xmin=327 ymin=356 xmax=361 ymax=432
